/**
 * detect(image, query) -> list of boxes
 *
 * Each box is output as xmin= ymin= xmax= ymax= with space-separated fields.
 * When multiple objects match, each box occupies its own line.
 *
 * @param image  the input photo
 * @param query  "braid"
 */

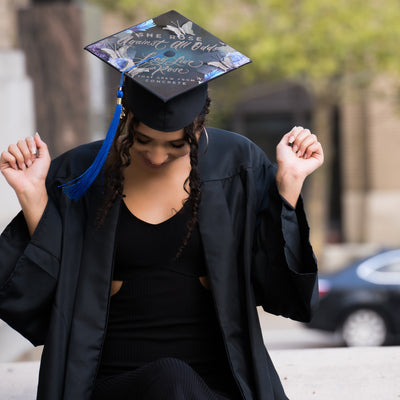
xmin=175 ymin=127 xmax=200 ymax=259
xmin=97 ymin=102 xmax=137 ymax=226
xmin=176 ymin=96 xmax=211 ymax=258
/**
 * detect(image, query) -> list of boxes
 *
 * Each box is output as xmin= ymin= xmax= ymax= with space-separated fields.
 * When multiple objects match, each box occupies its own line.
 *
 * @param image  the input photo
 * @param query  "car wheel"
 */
xmin=341 ymin=308 xmax=388 ymax=347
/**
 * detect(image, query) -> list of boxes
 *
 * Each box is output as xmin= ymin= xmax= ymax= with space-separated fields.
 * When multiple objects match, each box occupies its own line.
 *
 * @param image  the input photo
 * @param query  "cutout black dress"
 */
xmin=92 ymin=201 xmax=242 ymax=400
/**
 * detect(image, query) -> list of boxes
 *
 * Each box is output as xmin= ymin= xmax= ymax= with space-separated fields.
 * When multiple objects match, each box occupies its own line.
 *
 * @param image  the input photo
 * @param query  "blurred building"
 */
xmin=0 ymin=0 xmax=106 ymax=362
xmin=0 ymin=0 xmax=37 ymax=362
xmin=231 ymin=78 xmax=400 ymax=269
xmin=341 ymin=77 xmax=400 ymax=246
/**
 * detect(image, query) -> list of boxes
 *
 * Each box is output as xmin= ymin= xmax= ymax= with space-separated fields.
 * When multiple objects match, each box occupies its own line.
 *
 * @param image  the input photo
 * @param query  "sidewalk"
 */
xmin=1 ymin=346 xmax=399 ymax=399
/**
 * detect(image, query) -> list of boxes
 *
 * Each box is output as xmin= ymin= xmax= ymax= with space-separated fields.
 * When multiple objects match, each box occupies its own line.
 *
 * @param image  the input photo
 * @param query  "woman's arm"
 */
xmin=251 ymin=127 xmax=323 ymax=322
xmin=0 ymin=133 xmax=50 ymax=236
xmin=0 ymin=134 xmax=60 ymax=345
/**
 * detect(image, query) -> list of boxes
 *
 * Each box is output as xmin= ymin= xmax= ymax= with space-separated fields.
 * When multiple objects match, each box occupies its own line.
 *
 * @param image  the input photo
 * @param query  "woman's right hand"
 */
xmin=0 ymin=133 xmax=51 ymax=236
xmin=0 ymin=133 xmax=50 ymax=196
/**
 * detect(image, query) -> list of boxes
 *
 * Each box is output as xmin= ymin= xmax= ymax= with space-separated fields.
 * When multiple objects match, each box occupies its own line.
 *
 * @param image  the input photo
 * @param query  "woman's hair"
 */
xmin=98 ymin=95 xmax=211 ymax=257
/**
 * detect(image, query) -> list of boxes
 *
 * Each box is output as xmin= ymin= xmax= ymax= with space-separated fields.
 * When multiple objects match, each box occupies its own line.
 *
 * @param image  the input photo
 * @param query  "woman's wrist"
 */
xmin=275 ymin=168 xmax=305 ymax=208
xmin=17 ymin=187 xmax=49 ymax=237
xmin=16 ymin=184 xmax=47 ymax=206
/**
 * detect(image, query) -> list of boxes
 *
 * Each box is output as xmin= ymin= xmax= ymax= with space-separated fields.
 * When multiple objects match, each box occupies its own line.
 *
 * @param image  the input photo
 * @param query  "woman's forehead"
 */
xmin=135 ymin=122 xmax=185 ymax=141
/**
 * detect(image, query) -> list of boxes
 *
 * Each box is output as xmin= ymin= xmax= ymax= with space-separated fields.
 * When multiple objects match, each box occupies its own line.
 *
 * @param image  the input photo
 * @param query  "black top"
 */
xmin=98 ymin=201 xmax=240 ymax=398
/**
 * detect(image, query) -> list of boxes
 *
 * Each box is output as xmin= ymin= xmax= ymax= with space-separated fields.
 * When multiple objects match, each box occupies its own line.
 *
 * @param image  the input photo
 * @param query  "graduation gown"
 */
xmin=0 ymin=127 xmax=318 ymax=400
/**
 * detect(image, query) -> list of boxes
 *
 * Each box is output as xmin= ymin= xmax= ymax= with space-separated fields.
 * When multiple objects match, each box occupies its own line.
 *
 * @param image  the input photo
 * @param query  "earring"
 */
xmin=120 ymin=107 xmax=126 ymax=120
xmin=199 ymin=127 xmax=209 ymax=156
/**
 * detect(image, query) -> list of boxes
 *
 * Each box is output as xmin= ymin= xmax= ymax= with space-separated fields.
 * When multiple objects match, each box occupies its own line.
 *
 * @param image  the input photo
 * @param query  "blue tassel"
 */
xmin=59 ymin=88 xmax=124 ymax=200
xmin=59 ymin=51 xmax=176 ymax=200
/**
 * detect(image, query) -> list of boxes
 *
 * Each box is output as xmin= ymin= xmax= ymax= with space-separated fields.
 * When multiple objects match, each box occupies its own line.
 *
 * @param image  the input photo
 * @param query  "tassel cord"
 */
xmin=59 ymin=89 xmax=123 ymax=200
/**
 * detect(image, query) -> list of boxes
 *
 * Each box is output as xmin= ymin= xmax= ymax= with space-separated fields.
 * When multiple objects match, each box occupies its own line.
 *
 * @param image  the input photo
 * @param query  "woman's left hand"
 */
xmin=275 ymin=126 xmax=324 ymax=207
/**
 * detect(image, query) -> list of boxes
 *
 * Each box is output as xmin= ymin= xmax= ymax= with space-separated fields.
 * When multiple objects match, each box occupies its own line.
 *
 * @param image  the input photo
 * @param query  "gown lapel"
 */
xmin=63 ymin=195 xmax=121 ymax=399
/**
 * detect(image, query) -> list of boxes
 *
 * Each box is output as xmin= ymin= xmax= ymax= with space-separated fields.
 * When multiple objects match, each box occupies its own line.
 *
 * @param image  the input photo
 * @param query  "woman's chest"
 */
xmin=123 ymin=180 xmax=189 ymax=224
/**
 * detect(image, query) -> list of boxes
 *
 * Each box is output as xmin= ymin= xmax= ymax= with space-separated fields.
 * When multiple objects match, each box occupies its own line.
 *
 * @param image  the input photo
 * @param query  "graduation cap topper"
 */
xmin=85 ymin=10 xmax=251 ymax=102
xmin=60 ymin=10 xmax=251 ymax=200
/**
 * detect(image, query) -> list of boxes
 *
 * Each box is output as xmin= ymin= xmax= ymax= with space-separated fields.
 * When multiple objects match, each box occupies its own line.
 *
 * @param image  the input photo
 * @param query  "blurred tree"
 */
xmin=88 ymin=0 xmax=400 ymax=251
xmin=32 ymin=0 xmax=73 ymax=3
xmin=88 ymin=0 xmax=400 ymax=80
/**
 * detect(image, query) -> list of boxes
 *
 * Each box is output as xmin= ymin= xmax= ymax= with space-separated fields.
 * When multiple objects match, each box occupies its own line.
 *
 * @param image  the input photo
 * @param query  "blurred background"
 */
xmin=1 ymin=0 xmax=400 ymax=361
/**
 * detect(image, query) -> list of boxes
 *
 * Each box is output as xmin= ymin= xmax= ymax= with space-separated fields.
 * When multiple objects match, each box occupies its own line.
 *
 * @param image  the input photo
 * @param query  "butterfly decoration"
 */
xmin=197 ymin=47 xmax=250 ymax=84
xmin=204 ymin=49 xmax=249 ymax=72
xmin=97 ymin=50 xmax=149 ymax=77
xmin=101 ymin=44 xmax=140 ymax=72
xmin=163 ymin=20 xmax=195 ymax=39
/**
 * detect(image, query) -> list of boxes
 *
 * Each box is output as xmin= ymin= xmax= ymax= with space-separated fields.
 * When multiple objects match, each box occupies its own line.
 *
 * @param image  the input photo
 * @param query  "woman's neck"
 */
xmin=122 ymin=156 xmax=191 ymax=224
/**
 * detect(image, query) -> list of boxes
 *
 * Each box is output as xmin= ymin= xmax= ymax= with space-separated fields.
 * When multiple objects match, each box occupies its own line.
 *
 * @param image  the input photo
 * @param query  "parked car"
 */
xmin=306 ymin=249 xmax=400 ymax=347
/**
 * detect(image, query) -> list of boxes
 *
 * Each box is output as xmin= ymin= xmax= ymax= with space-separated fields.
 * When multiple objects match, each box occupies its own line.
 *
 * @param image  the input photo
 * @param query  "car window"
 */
xmin=377 ymin=262 xmax=400 ymax=273
xmin=357 ymin=250 xmax=400 ymax=285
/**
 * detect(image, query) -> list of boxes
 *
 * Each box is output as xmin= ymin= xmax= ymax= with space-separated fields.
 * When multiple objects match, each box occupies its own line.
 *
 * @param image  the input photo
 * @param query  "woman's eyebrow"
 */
xmin=134 ymin=130 xmax=149 ymax=138
xmin=135 ymin=130 xmax=185 ymax=144
xmin=169 ymin=138 xmax=185 ymax=144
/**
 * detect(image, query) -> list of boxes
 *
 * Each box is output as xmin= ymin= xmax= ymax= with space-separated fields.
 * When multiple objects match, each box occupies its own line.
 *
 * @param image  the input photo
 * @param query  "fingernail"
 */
xmin=27 ymin=137 xmax=36 ymax=154
xmin=35 ymin=132 xmax=40 ymax=139
xmin=26 ymin=159 xmax=32 ymax=167
xmin=293 ymin=145 xmax=298 ymax=152
xmin=296 ymin=151 xmax=302 ymax=157
xmin=289 ymin=136 xmax=295 ymax=144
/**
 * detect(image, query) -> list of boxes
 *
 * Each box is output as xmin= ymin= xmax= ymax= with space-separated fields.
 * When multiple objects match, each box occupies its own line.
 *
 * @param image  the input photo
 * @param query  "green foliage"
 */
xmin=89 ymin=0 xmax=400 ymax=86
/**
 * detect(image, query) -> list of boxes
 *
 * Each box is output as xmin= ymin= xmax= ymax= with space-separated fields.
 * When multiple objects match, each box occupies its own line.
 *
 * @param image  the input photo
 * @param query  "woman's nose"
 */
xmin=147 ymin=147 xmax=168 ymax=165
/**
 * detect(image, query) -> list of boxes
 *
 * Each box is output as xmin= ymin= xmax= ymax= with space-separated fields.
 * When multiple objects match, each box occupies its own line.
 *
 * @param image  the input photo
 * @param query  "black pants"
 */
xmin=91 ymin=357 xmax=236 ymax=400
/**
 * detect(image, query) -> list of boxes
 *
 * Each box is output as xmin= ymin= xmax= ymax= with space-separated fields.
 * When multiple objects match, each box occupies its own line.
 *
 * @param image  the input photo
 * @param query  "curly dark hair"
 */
xmin=98 ymin=95 xmax=211 ymax=258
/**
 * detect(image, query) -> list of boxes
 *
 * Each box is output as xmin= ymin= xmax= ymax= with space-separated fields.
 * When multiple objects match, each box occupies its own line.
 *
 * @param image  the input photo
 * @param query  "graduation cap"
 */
xmin=60 ymin=10 xmax=251 ymax=200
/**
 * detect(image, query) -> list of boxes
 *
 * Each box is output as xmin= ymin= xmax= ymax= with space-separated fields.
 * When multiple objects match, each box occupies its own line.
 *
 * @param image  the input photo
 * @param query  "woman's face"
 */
xmin=130 ymin=122 xmax=190 ymax=170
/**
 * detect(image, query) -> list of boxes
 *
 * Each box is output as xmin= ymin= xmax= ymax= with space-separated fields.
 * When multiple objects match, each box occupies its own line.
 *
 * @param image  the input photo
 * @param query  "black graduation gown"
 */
xmin=0 ymin=127 xmax=318 ymax=400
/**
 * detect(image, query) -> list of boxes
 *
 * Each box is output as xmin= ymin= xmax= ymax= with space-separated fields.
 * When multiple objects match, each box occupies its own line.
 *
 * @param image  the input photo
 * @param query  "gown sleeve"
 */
xmin=0 ymin=186 xmax=62 ymax=346
xmin=251 ymin=160 xmax=319 ymax=323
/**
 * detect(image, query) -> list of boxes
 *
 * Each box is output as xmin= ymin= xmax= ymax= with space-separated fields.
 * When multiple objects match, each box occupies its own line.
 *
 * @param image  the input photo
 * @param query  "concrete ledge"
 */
xmin=0 ymin=322 xmax=35 ymax=362
xmin=0 ymin=361 xmax=39 ymax=400
xmin=270 ymin=347 xmax=400 ymax=399
xmin=1 ymin=347 xmax=400 ymax=399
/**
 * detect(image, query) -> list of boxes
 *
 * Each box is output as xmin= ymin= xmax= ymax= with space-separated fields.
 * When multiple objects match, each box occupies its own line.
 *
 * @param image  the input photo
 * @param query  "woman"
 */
xmin=0 ymin=11 xmax=323 ymax=400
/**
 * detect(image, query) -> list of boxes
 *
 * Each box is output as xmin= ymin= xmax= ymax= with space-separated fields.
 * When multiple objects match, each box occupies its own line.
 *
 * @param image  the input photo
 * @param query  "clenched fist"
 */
xmin=1 ymin=133 xmax=51 ymax=235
